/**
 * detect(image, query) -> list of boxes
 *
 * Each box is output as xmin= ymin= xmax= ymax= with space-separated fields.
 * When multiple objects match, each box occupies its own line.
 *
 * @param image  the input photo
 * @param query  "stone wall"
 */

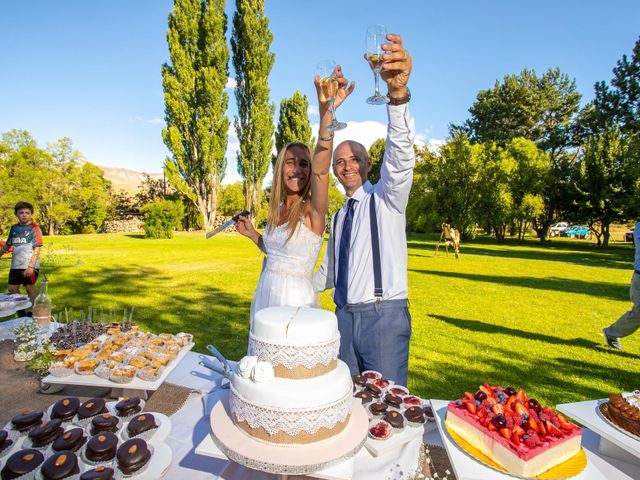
xmin=103 ymin=218 xmax=144 ymax=233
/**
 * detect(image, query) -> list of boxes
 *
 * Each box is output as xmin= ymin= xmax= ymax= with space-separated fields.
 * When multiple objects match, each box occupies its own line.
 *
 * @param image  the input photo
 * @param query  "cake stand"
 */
xmin=205 ymin=392 xmax=368 ymax=477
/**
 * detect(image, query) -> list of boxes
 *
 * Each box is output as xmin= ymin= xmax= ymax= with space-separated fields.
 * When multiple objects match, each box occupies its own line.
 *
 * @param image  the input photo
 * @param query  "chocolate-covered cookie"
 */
xmin=10 ymin=410 xmax=44 ymax=432
xmin=364 ymin=383 xmax=382 ymax=398
xmin=41 ymin=451 xmax=80 ymax=480
xmin=27 ymin=418 xmax=63 ymax=447
xmin=85 ymin=433 xmax=118 ymax=462
xmin=126 ymin=414 xmax=157 ymax=437
xmin=384 ymin=410 xmax=405 ymax=429
xmin=354 ymin=390 xmax=373 ymax=405
xmin=1 ymin=448 xmax=44 ymax=479
xmin=368 ymin=401 xmax=388 ymax=416
xmin=78 ymin=398 xmax=108 ymax=419
xmin=383 ymin=393 xmax=403 ymax=408
xmin=81 ymin=465 xmax=115 ymax=480
xmin=52 ymin=428 xmax=86 ymax=453
xmin=91 ymin=414 xmax=119 ymax=435
xmin=114 ymin=397 xmax=142 ymax=417
xmin=404 ymin=406 xmax=426 ymax=424
xmin=51 ymin=397 xmax=80 ymax=421
xmin=117 ymin=438 xmax=151 ymax=475
xmin=351 ymin=374 xmax=367 ymax=387
xmin=0 ymin=430 xmax=13 ymax=453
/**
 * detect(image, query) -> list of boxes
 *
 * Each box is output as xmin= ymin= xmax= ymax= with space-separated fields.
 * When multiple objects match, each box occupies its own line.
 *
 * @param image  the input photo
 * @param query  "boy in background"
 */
xmin=0 ymin=201 xmax=43 ymax=304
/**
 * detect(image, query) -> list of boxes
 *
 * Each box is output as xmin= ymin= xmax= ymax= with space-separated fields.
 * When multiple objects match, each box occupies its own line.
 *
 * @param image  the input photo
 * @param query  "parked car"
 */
xmin=550 ymin=222 xmax=571 ymax=237
xmin=563 ymin=225 xmax=591 ymax=239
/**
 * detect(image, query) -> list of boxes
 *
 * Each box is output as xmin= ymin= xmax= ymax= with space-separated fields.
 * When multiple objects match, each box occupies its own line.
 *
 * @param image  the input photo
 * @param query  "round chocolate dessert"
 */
xmin=51 ymin=397 xmax=80 ymax=421
xmin=81 ymin=465 xmax=115 ymax=480
xmin=608 ymin=393 xmax=640 ymax=436
xmin=126 ymin=414 xmax=157 ymax=438
xmin=52 ymin=428 xmax=86 ymax=453
xmin=404 ymin=406 xmax=426 ymax=425
xmin=1 ymin=449 xmax=44 ymax=479
xmin=117 ymin=438 xmax=151 ymax=475
xmin=354 ymin=390 xmax=373 ymax=405
xmin=78 ymin=398 xmax=108 ymax=420
xmin=383 ymin=393 xmax=403 ymax=408
xmin=368 ymin=401 xmax=388 ymax=416
xmin=27 ymin=418 xmax=64 ymax=447
xmin=41 ymin=451 xmax=80 ymax=480
xmin=0 ymin=430 xmax=14 ymax=454
xmin=85 ymin=433 xmax=118 ymax=462
xmin=90 ymin=414 xmax=120 ymax=435
xmin=10 ymin=410 xmax=44 ymax=432
xmin=351 ymin=374 xmax=367 ymax=387
xmin=384 ymin=410 xmax=405 ymax=429
xmin=364 ymin=383 xmax=382 ymax=399
xmin=114 ymin=397 xmax=142 ymax=417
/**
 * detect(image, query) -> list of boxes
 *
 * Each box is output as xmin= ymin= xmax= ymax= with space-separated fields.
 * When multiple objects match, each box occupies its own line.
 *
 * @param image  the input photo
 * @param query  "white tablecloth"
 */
xmin=162 ymin=351 xmax=435 ymax=480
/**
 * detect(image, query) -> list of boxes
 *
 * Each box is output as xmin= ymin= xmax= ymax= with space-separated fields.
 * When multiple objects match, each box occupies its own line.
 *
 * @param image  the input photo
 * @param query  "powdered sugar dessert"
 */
xmin=230 ymin=306 xmax=353 ymax=445
xmin=446 ymin=384 xmax=582 ymax=477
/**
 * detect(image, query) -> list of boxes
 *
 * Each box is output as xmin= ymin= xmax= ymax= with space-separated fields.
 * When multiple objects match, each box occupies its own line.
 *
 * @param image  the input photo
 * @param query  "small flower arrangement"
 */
xmin=12 ymin=319 xmax=42 ymax=361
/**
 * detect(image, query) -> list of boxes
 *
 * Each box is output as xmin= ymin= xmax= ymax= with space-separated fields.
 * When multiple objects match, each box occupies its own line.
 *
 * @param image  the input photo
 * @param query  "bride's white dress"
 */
xmin=250 ymin=222 xmax=323 ymax=329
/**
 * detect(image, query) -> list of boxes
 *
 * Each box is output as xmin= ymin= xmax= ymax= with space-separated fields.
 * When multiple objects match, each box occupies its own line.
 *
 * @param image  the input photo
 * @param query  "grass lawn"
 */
xmin=3 ymin=231 xmax=638 ymax=407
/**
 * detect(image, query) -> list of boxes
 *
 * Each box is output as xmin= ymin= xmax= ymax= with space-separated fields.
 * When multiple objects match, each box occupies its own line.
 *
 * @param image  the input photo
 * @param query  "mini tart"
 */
xmin=403 ymin=395 xmax=422 ymax=407
xmin=80 ymin=465 xmax=115 ymax=480
xmin=388 ymin=386 xmax=409 ymax=397
xmin=51 ymin=397 xmax=80 ymax=421
xmin=127 ymin=414 xmax=157 ymax=437
xmin=368 ymin=420 xmax=393 ymax=440
xmin=90 ymin=414 xmax=120 ymax=435
xmin=362 ymin=370 xmax=382 ymax=380
xmin=52 ymin=428 xmax=86 ymax=452
xmin=117 ymin=438 xmax=152 ymax=475
xmin=373 ymin=378 xmax=391 ymax=389
xmin=108 ymin=352 xmax=126 ymax=363
xmin=78 ymin=398 xmax=108 ymax=420
xmin=1 ymin=448 xmax=44 ymax=478
xmin=85 ymin=432 xmax=118 ymax=462
xmin=368 ymin=401 xmax=388 ymax=417
xmin=27 ymin=418 xmax=64 ymax=447
xmin=40 ymin=451 xmax=80 ymax=480
xmin=76 ymin=358 xmax=101 ymax=373
xmin=354 ymin=390 xmax=373 ymax=405
xmin=384 ymin=410 xmax=405 ymax=430
xmin=111 ymin=365 xmax=136 ymax=380
xmin=11 ymin=410 xmax=44 ymax=432
xmin=115 ymin=397 xmax=142 ymax=417
xmin=404 ymin=406 xmax=426 ymax=425
xmin=128 ymin=356 xmax=148 ymax=368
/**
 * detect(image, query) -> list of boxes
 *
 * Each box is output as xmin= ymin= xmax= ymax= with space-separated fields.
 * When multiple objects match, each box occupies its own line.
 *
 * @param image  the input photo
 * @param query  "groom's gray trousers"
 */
xmin=336 ymin=298 xmax=411 ymax=386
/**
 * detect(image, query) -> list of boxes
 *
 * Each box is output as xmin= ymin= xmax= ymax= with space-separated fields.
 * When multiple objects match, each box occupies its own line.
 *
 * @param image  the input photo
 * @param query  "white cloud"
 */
xmin=427 ymin=138 xmax=446 ymax=153
xmin=134 ymin=116 xmax=164 ymax=126
xmin=225 ymin=77 xmax=237 ymax=89
xmin=307 ymin=105 xmax=319 ymax=117
xmin=310 ymin=120 xmax=388 ymax=150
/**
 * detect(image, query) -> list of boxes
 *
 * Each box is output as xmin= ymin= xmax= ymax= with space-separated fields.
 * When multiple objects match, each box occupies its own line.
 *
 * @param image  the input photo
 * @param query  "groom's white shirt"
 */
xmin=313 ymin=103 xmax=416 ymax=304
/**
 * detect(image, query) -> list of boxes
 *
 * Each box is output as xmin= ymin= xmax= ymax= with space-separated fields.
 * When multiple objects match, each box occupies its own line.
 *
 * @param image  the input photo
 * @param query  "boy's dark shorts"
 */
xmin=8 ymin=268 xmax=39 ymax=286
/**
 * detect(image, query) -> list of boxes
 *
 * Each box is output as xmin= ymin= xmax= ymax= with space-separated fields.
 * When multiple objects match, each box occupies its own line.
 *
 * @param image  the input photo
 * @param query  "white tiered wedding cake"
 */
xmin=230 ymin=306 xmax=354 ymax=445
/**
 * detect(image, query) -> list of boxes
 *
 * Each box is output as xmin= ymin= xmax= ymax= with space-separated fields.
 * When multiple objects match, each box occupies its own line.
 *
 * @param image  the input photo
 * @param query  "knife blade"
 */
xmin=205 ymin=210 xmax=249 ymax=239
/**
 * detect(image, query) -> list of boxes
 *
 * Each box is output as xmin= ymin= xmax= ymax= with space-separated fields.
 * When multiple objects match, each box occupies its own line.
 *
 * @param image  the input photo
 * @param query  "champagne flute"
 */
xmin=365 ymin=24 xmax=389 ymax=105
xmin=316 ymin=60 xmax=346 ymax=131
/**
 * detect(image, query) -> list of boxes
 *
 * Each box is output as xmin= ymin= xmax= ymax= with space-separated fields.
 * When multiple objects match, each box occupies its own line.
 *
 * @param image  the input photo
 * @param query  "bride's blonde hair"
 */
xmin=267 ymin=142 xmax=312 ymax=240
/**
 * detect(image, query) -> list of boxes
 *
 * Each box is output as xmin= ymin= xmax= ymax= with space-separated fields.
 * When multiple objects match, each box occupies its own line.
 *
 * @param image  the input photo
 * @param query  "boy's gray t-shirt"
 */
xmin=7 ymin=223 xmax=43 ymax=269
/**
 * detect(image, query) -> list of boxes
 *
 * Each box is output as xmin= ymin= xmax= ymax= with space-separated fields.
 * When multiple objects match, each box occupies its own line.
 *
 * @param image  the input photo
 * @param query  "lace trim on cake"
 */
xmin=230 ymin=385 xmax=352 ymax=436
xmin=248 ymin=333 xmax=339 ymax=370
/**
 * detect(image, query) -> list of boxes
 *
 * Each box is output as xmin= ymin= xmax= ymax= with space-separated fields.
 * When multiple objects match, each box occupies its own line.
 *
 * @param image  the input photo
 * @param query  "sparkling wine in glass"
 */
xmin=316 ymin=60 xmax=346 ymax=132
xmin=365 ymin=24 xmax=389 ymax=105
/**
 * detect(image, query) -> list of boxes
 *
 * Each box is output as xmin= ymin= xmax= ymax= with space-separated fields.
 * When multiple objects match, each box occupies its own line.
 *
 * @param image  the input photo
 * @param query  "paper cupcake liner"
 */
xmin=94 ymin=365 xmax=113 ymax=380
xmin=135 ymin=367 xmax=164 ymax=382
xmin=0 ymin=429 xmax=20 ymax=459
xmin=368 ymin=420 xmax=393 ymax=441
xmin=49 ymin=366 xmax=75 ymax=377
xmin=361 ymin=370 xmax=382 ymax=380
xmin=109 ymin=372 xmax=135 ymax=384
xmin=385 ymin=385 xmax=410 ymax=397
xmin=74 ymin=362 xmax=103 ymax=376
xmin=115 ymin=444 xmax=153 ymax=479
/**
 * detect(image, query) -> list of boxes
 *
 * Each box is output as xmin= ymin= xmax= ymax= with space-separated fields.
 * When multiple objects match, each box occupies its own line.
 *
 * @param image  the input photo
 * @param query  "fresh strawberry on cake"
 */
xmin=446 ymin=383 xmax=582 ymax=477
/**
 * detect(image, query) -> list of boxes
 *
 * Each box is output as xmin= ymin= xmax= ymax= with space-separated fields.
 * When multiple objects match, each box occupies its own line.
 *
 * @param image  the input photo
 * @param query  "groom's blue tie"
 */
xmin=335 ymin=198 xmax=356 ymax=309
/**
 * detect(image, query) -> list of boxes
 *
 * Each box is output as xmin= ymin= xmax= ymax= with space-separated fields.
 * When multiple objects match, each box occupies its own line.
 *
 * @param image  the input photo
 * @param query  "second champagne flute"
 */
xmin=316 ymin=60 xmax=346 ymax=132
xmin=365 ymin=24 xmax=389 ymax=105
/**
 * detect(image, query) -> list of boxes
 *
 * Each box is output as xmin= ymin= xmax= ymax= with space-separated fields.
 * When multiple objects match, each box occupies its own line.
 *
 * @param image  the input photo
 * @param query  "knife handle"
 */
xmin=233 ymin=210 xmax=250 ymax=222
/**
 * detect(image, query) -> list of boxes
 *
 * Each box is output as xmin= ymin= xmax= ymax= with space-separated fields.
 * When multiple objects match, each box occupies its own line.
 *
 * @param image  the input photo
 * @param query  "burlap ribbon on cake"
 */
xmin=273 ymin=359 xmax=337 ymax=379
xmin=235 ymin=414 xmax=351 ymax=445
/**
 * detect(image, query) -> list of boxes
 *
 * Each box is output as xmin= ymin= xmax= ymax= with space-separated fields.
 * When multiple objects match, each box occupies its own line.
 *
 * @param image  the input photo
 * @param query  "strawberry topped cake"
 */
xmin=446 ymin=383 xmax=582 ymax=477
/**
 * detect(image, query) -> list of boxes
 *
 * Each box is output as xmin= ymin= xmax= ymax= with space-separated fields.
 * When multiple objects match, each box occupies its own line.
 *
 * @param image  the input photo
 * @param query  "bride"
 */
xmin=236 ymin=68 xmax=354 ymax=328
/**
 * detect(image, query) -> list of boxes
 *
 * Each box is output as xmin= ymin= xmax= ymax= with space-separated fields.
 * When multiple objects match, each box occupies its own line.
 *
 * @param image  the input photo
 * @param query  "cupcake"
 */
xmin=80 ymin=465 xmax=115 ymax=480
xmin=52 ymin=428 xmax=86 ymax=453
xmin=40 ymin=451 xmax=80 ymax=480
xmin=84 ymin=433 xmax=118 ymax=463
xmin=78 ymin=399 xmax=108 ymax=420
xmin=0 ymin=448 xmax=45 ymax=479
xmin=27 ymin=418 xmax=64 ymax=448
xmin=10 ymin=410 xmax=44 ymax=432
xmin=51 ymin=397 xmax=80 ymax=422
xmin=117 ymin=438 xmax=152 ymax=476
xmin=90 ymin=414 xmax=120 ymax=435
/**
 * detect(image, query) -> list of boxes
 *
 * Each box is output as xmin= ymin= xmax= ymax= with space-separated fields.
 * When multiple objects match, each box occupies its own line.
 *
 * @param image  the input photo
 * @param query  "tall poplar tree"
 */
xmin=162 ymin=0 xmax=229 ymax=230
xmin=231 ymin=0 xmax=275 ymax=216
xmin=273 ymin=90 xmax=312 ymax=165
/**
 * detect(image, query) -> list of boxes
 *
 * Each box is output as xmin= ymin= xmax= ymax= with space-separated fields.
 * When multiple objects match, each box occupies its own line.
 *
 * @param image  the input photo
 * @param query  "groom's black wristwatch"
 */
xmin=387 ymin=87 xmax=411 ymax=105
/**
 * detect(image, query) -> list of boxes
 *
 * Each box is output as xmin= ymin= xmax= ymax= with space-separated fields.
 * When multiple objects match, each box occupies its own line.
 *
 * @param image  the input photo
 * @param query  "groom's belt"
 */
xmin=342 ymin=298 xmax=408 ymax=313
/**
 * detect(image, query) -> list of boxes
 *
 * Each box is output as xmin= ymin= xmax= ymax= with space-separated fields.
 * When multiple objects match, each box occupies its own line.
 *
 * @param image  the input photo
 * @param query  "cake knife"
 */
xmin=207 ymin=344 xmax=232 ymax=374
xmin=205 ymin=210 xmax=249 ymax=239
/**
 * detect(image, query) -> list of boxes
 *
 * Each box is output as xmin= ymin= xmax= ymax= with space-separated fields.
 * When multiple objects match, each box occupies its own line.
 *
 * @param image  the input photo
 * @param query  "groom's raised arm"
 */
xmin=312 ymin=218 xmax=335 ymax=293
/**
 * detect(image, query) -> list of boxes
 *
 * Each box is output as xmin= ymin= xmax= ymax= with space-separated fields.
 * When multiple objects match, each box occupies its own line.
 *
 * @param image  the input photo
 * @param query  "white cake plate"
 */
xmin=208 ymin=394 xmax=368 ymax=476
xmin=430 ymin=399 xmax=640 ymax=480
xmin=557 ymin=399 xmax=640 ymax=466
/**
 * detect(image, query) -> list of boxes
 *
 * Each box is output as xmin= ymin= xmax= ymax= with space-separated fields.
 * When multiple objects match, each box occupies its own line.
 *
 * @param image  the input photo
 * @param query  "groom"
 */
xmin=313 ymin=33 xmax=415 ymax=386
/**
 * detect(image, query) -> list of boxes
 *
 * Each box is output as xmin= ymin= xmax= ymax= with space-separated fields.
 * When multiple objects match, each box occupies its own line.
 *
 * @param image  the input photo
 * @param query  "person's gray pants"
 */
xmin=336 ymin=299 xmax=411 ymax=386
xmin=605 ymin=272 xmax=640 ymax=338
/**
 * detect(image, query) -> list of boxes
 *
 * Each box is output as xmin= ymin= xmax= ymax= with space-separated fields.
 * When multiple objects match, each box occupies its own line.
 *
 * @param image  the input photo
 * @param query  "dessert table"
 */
xmin=431 ymin=399 xmax=640 ymax=480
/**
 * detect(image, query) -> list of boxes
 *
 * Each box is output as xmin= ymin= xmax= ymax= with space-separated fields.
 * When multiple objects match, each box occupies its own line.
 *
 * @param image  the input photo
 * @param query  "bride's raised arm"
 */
xmin=308 ymin=67 xmax=354 ymax=235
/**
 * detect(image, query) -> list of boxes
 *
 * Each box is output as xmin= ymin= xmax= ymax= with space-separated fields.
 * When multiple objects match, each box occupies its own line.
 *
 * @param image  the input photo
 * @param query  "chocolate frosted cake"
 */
xmin=85 ymin=433 xmax=118 ymax=462
xmin=27 ymin=418 xmax=64 ymax=447
xmin=608 ymin=391 xmax=640 ymax=436
xmin=117 ymin=438 xmax=151 ymax=475
xmin=78 ymin=398 xmax=108 ymax=419
xmin=115 ymin=397 xmax=142 ymax=417
xmin=126 ymin=414 xmax=157 ymax=437
xmin=90 ymin=414 xmax=119 ymax=435
xmin=10 ymin=410 xmax=44 ymax=432
xmin=52 ymin=428 xmax=86 ymax=452
xmin=51 ymin=397 xmax=80 ymax=421
xmin=41 ymin=451 xmax=80 ymax=480
xmin=1 ymin=449 xmax=44 ymax=479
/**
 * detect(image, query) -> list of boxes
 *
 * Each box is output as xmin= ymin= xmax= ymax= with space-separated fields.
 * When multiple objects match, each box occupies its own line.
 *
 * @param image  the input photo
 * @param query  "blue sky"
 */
xmin=1 ymin=1 xmax=639 ymax=185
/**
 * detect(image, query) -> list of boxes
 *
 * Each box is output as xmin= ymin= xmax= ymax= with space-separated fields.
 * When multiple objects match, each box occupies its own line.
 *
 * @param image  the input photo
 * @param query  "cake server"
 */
xmin=205 ymin=210 xmax=250 ymax=239
xmin=206 ymin=344 xmax=232 ymax=374
xmin=199 ymin=359 xmax=232 ymax=382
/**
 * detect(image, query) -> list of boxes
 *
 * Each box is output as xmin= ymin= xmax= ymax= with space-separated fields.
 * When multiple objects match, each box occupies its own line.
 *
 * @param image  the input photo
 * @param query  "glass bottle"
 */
xmin=32 ymin=275 xmax=52 ymax=328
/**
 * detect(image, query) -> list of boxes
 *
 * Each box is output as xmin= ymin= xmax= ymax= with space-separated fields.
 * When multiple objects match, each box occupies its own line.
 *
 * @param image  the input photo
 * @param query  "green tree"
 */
xmin=68 ymin=163 xmax=112 ymax=233
xmin=217 ymin=182 xmax=245 ymax=216
xmin=231 ymin=0 xmax=275 ymax=217
xmin=142 ymin=199 xmax=185 ymax=239
xmin=406 ymin=145 xmax=438 ymax=233
xmin=162 ymin=0 xmax=230 ymax=230
xmin=367 ymin=138 xmax=385 ymax=185
xmin=274 ymin=90 xmax=313 ymax=165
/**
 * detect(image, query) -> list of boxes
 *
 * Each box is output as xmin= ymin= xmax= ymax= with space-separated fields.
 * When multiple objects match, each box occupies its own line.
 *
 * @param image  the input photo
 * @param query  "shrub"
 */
xmin=141 ymin=199 xmax=184 ymax=239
